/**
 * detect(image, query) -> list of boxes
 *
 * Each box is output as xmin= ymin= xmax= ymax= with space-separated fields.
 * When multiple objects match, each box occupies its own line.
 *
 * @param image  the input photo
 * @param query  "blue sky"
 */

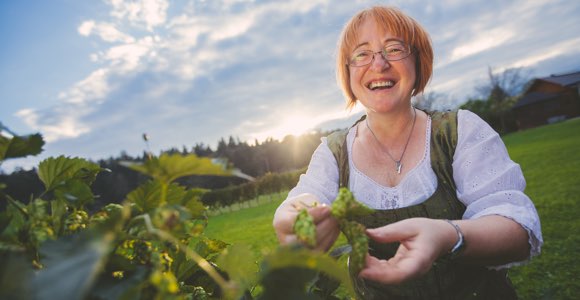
xmin=1 ymin=0 xmax=579 ymax=173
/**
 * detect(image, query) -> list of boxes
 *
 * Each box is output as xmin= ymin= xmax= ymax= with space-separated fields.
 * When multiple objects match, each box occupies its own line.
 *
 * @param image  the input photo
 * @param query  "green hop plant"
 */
xmin=292 ymin=188 xmax=373 ymax=274
xmin=340 ymin=220 xmax=368 ymax=273
xmin=293 ymin=209 xmax=316 ymax=248
xmin=64 ymin=210 xmax=89 ymax=234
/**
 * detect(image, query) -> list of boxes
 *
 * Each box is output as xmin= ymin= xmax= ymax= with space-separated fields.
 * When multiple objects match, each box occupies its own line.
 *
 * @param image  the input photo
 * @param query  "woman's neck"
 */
xmin=365 ymin=106 xmax=416 ymax=141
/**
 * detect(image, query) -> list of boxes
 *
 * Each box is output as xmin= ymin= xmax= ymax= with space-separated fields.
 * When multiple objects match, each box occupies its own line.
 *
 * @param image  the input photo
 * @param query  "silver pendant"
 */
xmin=396 ymin=161 xmax=402 ymax=174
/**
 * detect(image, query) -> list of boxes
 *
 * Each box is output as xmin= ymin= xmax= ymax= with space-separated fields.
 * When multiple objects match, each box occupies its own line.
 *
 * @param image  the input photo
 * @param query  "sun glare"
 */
xmin=248 ymin=105 xmax=365 ymax=144
xmin=268 ymin=114 xmax=317 ymax=139
xmin=248 ymin=113 xmax=321 ymax=144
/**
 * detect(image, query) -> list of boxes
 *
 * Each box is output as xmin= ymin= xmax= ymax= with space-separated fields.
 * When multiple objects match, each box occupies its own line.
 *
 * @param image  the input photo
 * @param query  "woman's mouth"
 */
xmin=368 ymin=80 xmax=395 ymax=90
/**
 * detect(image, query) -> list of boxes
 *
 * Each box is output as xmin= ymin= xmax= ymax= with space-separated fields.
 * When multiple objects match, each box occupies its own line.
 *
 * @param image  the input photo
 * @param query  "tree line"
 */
xmin=0 ymin=131 xmax=329 ymax=211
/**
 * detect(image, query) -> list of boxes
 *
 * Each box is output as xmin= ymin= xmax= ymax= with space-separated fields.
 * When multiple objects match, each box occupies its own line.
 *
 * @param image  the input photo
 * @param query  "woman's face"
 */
xmin=348 ymin=17 xmax=416 ymax=114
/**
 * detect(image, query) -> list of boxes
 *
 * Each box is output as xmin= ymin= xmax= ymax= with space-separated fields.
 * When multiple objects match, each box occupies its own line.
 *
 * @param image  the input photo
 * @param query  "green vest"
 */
xmin=326 ymin=111 xmax=517 ymax=300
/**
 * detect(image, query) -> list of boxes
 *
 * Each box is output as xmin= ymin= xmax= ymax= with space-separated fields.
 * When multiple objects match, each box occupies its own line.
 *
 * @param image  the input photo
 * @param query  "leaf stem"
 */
xmin=2 ymin=192 xmax=29 ymax=218
xmin=138 ymin=214 xmax=233 ymax=292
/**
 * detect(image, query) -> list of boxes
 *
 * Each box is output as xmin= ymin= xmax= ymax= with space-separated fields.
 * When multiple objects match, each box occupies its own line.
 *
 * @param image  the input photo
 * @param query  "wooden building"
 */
xmin=513 ymin=71 xmax=580 ymax=130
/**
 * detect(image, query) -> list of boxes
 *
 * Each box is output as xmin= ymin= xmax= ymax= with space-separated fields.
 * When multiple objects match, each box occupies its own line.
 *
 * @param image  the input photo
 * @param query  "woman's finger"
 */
xmin=308 ymin=205 xmax=332 ymax=224
xmin=366 ymin=221 xmax=417 ymax=243
xmin=315 ymin=217 xmax=340 ymax=251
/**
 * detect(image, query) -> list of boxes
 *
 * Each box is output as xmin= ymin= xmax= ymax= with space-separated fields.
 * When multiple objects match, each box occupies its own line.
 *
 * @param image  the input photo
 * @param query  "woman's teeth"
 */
xmin=368 ymin=80 xmax=394 ymax=90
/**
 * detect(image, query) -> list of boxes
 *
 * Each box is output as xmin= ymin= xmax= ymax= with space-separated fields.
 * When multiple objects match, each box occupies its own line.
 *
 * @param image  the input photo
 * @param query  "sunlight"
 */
xmin=255 ymin=114 xmax=318 ymax=142
xmin=248 ymin=105 xmax=365 ymax=144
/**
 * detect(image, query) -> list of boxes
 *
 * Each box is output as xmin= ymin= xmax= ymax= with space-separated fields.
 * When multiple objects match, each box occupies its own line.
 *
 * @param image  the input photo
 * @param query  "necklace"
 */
xmin=366 ymin=107 xmax=417 ymax=174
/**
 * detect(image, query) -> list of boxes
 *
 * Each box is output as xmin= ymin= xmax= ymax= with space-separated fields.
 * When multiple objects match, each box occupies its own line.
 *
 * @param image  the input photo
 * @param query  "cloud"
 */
xmin=506 ymin=38 xmax=580 ymax=70
xmin=450 ymin=28 xmax=514 ymax=62
xmin=107 ymin=0 xmax=169 ymax=31
xmin=15 ymin=68 xmax=111 ymax=142
xmin=59 ymin=68 xmax=110 ymax=105
xmin=15 ymin=108 xmax=91 ymax=143
xmin=77 ymin=21 xmax=135 ymax=43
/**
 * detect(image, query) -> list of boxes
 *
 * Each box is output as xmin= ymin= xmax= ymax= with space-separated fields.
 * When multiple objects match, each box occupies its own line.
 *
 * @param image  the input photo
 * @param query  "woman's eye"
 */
xmin=386 ymin=46 xmax=404 ymax=54
xmin=353 ymin=51 xmax=370 ymax=60
xmin=392 ymin=48 xmax=403 ymax=53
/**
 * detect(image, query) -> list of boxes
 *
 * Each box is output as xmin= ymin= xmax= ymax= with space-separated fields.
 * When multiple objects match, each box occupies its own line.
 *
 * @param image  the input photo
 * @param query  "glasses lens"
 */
xmin=349 ymin=50 xmax=372 ymax=67
xmin=383 ymin=43 xmax=410 ymax=61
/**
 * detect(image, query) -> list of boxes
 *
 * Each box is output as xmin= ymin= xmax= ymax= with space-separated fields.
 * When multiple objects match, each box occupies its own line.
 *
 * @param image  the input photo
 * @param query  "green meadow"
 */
xmin=205 ymin=117 xmax=580 ymax=299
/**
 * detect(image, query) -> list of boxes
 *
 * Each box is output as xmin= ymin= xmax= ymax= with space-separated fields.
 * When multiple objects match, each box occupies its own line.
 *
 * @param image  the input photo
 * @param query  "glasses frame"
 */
xmin=347 ymin=43 xmax=413 ymax=67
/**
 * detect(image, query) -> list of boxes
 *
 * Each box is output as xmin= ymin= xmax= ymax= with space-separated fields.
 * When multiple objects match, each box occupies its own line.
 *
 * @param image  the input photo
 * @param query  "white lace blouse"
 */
xmin=286 ymin=109 xmax=542 ymax=268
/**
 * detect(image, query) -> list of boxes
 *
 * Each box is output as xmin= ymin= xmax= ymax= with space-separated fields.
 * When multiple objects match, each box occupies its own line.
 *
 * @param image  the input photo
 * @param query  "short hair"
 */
xmin=336 ymin=6 xmax=434 ymax=109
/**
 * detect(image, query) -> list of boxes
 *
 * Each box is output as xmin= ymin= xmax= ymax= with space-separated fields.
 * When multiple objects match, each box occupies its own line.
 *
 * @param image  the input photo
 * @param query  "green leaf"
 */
xmin=0 ymin=133 xmax=44 ymax=161
xmin=37 ymin=156 xmax=102 ymax=192
xmin=89 ymin=203 xmax=125 ymax=230
xmin=194 ymin=236 xmax=229 ymax=259
xmin=258 ymin=267 xmax=320 ymax=300
xmin=0 ymin=212 xmax=11 ymax=234
xmin=0 ymin=203 xmax=27 ymax=245
xmin=120 ymin=153 xmax=230 ymax=184
xmin=125 ymin=180 xmax=163 ymax=213
xmin=216 ymin=244 xmax=259 ymax=291
xmin=50 ymin=198 xmax=68 ymax=234
xmin=181 ymin=189 xmax=207 ymax=219
xmin=260 ymin=246 xmax=354 ymax=297
xmin=126 ymin=180 xmax=187 ymax=213
xmin=0 ymin=252 xmax=35 ymax=299
xmin=89 ymin=266 xmax=148 ymax=300
xmin=28 ymin=198 xmax=50 ymax=219
xmin=32 ymin=232 xmax=113 ymax=300
xmin=53 ymin=179 xmax=94 ymax=209
xmin=151 ymin=206 xmax=192 ymax=236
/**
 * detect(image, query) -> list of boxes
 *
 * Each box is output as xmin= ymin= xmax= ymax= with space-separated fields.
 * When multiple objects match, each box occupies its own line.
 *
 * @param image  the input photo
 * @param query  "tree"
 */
xmin=476 ymin=67 xmax=531 ymax=99
xmin=412 ymin=91 xmax=443 ymax=111
xmin=467 ymin=67 xmax=532 ymax=133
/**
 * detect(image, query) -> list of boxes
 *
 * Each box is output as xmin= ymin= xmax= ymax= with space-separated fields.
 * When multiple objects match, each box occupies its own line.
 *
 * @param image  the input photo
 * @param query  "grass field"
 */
xmin=205 ymin=117 xmax=580 ymax=299
xmin=204 ymin=194 xmax=285 ymax=255
xmin=504 ymin=117 xmax=580 ymax=299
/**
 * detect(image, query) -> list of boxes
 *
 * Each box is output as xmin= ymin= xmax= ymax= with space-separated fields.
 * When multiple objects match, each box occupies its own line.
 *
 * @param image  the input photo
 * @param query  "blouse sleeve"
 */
xmin=285 ymin=137 xmax=340 ymax=205
xmin=453 ymin=109 xmax=543 ymax=268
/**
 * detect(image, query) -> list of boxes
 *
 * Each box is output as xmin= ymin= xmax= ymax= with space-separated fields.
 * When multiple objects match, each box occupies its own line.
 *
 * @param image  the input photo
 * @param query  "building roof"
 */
xmin=516 ymin=70 xmax=580 ymax=109
xmin=513 ymin=91 xmax=560 ymax=108
xmin=540 ymin=71 xmax=580 ymax=88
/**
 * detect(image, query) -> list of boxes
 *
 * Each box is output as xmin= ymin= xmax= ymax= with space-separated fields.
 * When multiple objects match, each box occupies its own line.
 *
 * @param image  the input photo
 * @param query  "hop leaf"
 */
xmin=120 ymin=153 xmax=231 ymax=184
xmin=0 ymin=132 xmax=44 ymax=161
xmin=37 ymin=156 xmax=102 ymax=192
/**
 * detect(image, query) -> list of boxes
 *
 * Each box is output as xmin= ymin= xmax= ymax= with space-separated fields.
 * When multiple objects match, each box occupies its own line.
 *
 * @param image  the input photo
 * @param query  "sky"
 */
xmin=1 ymin=0 xmax=579 ymax=173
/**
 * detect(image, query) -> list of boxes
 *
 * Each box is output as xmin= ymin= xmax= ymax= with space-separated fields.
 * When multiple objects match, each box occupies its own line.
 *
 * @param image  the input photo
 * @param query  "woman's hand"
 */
xmin=273 ymin=193 xmax=340 ymax=252
xmin=358 ymin=215 xmax=530 ymax=284
xmin=358 ymin=218 xmax=457 ymax=284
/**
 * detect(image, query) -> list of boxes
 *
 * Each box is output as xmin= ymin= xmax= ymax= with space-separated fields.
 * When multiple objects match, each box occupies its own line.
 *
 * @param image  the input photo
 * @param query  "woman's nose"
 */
xmin=369 ymin=52 xmax=390 ymax=71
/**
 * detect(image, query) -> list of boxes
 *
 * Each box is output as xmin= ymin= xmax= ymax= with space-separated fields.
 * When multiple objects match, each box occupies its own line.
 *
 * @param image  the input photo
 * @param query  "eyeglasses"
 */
xmin=347 ymin=43 xmax=413 ymax=67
